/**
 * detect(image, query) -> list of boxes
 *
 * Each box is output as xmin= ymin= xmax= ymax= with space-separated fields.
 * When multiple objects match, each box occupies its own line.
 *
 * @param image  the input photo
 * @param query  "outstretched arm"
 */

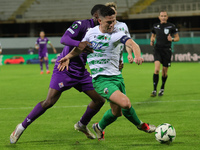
xmin=57 ymin=41 xmax=93 ymax=71
xmin=49 ymin=43 xmax=57 ymax=53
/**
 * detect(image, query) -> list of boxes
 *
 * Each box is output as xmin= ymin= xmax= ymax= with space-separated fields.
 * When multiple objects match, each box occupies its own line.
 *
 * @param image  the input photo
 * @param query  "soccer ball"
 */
xmin=155 ymin=123 xmax=176 ymax=144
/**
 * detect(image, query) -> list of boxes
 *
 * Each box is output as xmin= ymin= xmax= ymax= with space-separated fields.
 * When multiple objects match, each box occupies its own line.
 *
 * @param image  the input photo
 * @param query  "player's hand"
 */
xmin=78 ymin=41 xmax=93 ymax=53
xmin=134 ymin=57 xmax=144 ymax=65
xmin=128 ymin=54 xmax=134 ymax=64
xmin=57 ymin=57 xmax=70 ymax=71
xmin=167 ymin=34 xmax=172 ymax=41
xmin=119 ymin=60 xmax=124 ymax=71
xmin=150 ymin=41 xmax=154 ymax=46
xmin=35 ymin=45 xmax=39 ymax=50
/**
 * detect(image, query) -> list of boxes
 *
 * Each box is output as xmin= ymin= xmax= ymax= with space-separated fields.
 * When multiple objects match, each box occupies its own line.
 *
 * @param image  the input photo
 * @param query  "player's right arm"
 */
xmin=35 ymin=39 xmax=39 ymax=50
xmin=150 ymin=33 xmax=156 ymax=46
xmin=57 ymin=42 xmax=93 ymax=71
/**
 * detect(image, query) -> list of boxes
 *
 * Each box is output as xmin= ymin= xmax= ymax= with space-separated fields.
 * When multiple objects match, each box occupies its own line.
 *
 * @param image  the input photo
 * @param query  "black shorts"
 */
xmin=154 ymin=47 xmax=172 ymax=67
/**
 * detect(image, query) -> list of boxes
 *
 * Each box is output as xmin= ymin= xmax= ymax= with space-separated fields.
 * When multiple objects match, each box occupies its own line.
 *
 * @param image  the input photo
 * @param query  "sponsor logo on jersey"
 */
xmin=90 ymin=41 xmax=109 ymax=50
xmin=39 ymin=41 xmax=47 ymax=44
xmin=104 ymin=88 xmax=109 ymax=94
xmin=164 ymin=28 xmax=169 ymax=34
xmin=67 ymin=28 xmax=75 ymax=34
xmin=58 ymin=82 xmax=64 ymax=88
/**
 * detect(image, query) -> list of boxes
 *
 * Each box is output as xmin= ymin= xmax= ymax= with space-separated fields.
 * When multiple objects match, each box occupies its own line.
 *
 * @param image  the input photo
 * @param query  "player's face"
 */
xmin=159 ymin=12 xmax=168 ymax=24
xmin=40 ymin=32 xmax=45 ymax=38
xmin=99 ymin=15 xmax=116 ymax=33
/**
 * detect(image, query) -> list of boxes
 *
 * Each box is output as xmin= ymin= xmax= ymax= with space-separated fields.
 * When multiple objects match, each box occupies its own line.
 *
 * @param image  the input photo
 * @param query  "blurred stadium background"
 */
xmin=0 ymin=0 xmax=200 ymax=63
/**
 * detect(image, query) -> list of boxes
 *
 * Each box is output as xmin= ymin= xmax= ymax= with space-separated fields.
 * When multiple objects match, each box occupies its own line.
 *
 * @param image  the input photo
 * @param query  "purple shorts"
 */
xmin=49 ymin=68 xmax=94 ymax=92
xmin=39 ymin=52 xmax=48 ymax=59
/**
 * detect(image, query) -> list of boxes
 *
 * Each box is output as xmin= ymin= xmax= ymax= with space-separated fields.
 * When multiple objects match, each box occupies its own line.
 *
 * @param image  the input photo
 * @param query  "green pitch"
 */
xmin=0 ymin=62 xmax=199 ymax=150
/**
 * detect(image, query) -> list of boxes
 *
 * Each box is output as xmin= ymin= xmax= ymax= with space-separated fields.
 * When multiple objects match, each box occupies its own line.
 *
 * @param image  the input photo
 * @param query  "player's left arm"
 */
xmin=122 ymin=23 xmax=134 ymax=63
xmin=48 ymin=41 xmax=57 ymax=53
xmin=167 ymin=25 xmax=180 ymax=42
xmin=123 ymin=37 xmax=143 ymax=65
xmin=167 ymin=33 xmax=180 ymax=42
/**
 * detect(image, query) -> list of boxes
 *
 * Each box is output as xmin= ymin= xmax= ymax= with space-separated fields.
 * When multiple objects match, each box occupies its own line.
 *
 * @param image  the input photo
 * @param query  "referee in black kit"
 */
xmin=150 ymin=10 xmax=180 ymax=97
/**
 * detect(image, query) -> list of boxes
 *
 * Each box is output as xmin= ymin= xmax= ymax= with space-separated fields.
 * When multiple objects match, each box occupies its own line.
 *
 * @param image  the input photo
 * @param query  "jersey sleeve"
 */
xmin=151 ymin=24 xmax=156 ymax=34
xmin=123 ymin=23 xmax=131 ymax=38
xmin=60 ymin=21 xmax=83 ymax=47
xmin=64 ymin=21 xmax=84 ymax=38
xmin=46 ymin=38 xmax=50 ymax=44
xmin=171 ymin=24 xmax=178 ymax=35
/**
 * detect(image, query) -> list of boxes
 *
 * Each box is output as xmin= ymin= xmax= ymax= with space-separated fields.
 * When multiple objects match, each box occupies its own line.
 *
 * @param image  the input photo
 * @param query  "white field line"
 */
xmin=0 ymin=99 xmax=200 ymax=110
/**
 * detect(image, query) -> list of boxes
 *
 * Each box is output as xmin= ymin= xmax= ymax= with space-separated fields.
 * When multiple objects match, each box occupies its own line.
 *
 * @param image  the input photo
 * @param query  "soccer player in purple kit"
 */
xmin=10 ymin=4 xmax=105 ymax=144
xmin=35 ymin=31 xmax=57 ymax=74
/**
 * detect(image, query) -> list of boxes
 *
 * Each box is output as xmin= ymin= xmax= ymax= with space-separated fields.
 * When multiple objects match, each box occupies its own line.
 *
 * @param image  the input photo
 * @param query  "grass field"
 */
xmin=0 ymin=62 xmax=199 ymax=150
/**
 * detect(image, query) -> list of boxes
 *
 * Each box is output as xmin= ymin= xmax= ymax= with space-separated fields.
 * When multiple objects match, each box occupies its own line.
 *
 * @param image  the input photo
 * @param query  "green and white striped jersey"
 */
xmin=82 ymin=26 xmax=126 ymax=78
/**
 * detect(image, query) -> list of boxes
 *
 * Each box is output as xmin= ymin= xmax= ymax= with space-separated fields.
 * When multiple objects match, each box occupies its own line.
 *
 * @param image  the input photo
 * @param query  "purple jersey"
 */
xmin=55 ymin=19 xmax=95 ymax=78
xmin=36 ymin=37 xmax=49 ymax=54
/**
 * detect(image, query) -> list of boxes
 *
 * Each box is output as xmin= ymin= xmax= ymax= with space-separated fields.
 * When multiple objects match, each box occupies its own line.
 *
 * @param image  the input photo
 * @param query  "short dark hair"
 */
xmin=91 ymin=4 xmax=105 ymax=16
xmin=99 ymin=6 xmax=115 ymax=17
xmin=159 ymin=10 xmax=168 ymax=15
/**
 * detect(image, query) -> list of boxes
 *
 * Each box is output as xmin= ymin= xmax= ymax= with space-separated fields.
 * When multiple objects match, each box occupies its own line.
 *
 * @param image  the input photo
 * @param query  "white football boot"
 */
xmin=74 ymin=122 xmax=95 ymax=139
xmin=10 ymin=123 xmax=25 ymax=144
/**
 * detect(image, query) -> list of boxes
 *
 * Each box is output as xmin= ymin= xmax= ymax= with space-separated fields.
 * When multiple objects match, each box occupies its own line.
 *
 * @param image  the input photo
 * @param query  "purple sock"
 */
xmin=80 ymin=106 xmax=99 ymax=126
xmin=45 ymin=60 xmax=49 ymax=70
xmin=40 ymin=61 xmax=43 ymax=71
xmin=22 ymin=103 xmax=46 ymax=128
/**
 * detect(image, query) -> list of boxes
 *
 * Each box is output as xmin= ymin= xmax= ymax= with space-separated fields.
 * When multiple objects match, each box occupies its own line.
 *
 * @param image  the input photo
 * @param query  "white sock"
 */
xmin=97 ymin=124 xmax=103 ymax=131
xmin=78 ymin=121 xmax=84 ymax=127
xmin=18 ymin=123 xmax=25 ymax=131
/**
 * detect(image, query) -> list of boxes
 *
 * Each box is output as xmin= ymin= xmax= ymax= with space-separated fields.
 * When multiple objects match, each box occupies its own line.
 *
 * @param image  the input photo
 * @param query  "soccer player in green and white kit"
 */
xmin=58 ymin=6 xmax=156 ymax=140
xmin=105 ymin=2 xmax=134 ymax=64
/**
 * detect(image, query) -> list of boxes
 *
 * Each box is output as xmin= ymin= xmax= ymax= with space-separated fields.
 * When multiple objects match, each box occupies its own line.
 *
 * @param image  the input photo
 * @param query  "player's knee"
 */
xmin=155 ymin=69 xmax=159 ymax=74
xmin=121 ymin=98 xmax=131 ymax=109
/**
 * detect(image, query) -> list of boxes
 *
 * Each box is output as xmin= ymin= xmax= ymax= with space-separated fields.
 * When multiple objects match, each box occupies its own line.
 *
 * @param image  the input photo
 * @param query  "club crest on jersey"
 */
xmin=97 ymin=35 xmax=110 ymax=40
xmin=104 ymin=88 xmax=109 ymax=94
xmin=164 ymin=28 xmax=169 ymax=34
xmin=58 ymin=82 xmax=64 ymax=88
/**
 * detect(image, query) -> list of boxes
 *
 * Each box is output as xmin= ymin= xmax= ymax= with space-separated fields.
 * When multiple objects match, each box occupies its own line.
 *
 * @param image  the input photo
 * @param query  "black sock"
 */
xmin=153 ymin=74 xmax=159 ymax=91
xmin=161 ymin=76 xmax=168 ymax=90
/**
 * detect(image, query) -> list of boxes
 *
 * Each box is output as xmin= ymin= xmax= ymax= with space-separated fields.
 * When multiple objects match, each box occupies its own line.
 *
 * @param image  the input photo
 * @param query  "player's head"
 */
xmin=159 ymin=10 xmax=168 ymax=24
xmin=91 ymin=4 xmax=105 ymax=25
xmin=40 ymin=31 xmax=45 ymax=38
xmin=98 ymin=6 xmax=116 ymax=33
xmin=105 ymin=2 xmax=117 ymax=15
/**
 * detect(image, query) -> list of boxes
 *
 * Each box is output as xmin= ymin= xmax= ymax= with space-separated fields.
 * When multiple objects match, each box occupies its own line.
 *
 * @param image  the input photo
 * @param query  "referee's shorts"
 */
xmin=153 ymin=47 xmax=172 ymax=67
